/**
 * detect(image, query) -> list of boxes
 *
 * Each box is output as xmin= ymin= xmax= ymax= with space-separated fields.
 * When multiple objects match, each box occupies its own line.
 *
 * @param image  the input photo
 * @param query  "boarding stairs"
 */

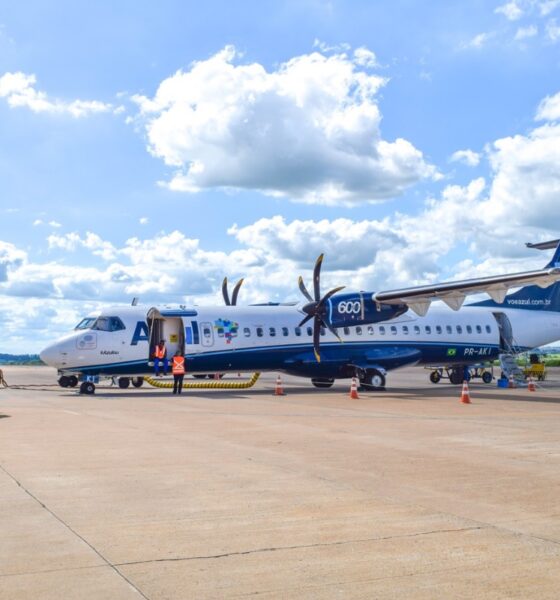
xmin=498 ymin=336 xmax=526 ymax=384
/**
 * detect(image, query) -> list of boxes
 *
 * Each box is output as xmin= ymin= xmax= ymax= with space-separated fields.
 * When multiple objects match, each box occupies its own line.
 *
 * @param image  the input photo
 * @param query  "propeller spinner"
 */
xmin=222 ymin=277 xmax=244 ymax=306
xmin=298 ymin=254 xmax=345 ymax=362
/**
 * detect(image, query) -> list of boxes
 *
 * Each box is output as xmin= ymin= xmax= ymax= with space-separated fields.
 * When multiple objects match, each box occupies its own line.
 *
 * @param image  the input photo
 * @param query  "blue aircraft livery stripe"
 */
xmin=191 ymin=320 xmax=200 ymax=344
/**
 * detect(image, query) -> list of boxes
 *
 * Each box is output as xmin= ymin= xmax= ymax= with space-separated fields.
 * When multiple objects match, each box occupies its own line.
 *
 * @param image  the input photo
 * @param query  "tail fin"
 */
xmin=472 ymin=239 xmax=560 ymax=311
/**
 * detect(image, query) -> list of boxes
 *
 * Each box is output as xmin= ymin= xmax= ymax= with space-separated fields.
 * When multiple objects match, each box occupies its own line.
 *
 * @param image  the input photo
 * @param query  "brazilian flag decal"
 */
xmin=447 ymin=348 xmax=457 ymax=357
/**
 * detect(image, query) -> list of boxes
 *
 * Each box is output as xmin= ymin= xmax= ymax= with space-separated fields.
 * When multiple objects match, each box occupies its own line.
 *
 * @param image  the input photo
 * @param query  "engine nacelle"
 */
xmin=326 ymin=292 xmax=408 ymax=328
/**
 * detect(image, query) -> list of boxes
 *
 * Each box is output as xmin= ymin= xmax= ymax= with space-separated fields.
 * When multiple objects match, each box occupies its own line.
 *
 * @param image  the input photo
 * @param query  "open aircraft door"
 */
xmin=147 ymin=308 xmax=185 ymax=358
xmin=492 ymin=312 xmax=514 ymax=351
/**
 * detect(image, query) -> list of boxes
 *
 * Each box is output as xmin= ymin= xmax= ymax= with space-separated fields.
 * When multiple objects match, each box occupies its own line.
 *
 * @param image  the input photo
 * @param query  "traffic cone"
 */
xmin=274 ymin=375 xmax=285 ymax=396
xmin=349 ymin=377 xmax=359 ymax=399
xmin=508 ymin=374 xmax=516 ymax=389
xmin=460 ymin=380 xmax=471 ymax=404
xmin=528 ymin=376 xmax=536 ymax=392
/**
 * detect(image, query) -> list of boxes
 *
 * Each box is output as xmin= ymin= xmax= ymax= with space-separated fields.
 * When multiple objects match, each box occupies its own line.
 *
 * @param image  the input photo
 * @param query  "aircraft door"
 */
xmin=162 ymin=318 xmax=185 ymax=356
xmin=492 ymin=312 xmax=514 ymax=351
xmin=200 ymin=322 xmax=214 ymax=347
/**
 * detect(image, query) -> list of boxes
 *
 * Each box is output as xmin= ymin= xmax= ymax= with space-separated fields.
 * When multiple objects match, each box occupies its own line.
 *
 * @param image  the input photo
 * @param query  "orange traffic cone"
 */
xmin=528 ymin=376 xmax=536 ymax=392
xmin=460 ymin=380 xmax=471 ymax=404
xmin=275 ymin=375 xmax=285 ymax=396
xmin=349 ymin=377 xmax=359 ymax=399
xmin=508 ymin=374 xmax=516 ymax=389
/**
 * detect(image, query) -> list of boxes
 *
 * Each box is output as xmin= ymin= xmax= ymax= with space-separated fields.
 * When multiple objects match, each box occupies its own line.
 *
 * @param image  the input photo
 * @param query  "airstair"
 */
xmin=494 ymin=311 xmax=526 ymax=383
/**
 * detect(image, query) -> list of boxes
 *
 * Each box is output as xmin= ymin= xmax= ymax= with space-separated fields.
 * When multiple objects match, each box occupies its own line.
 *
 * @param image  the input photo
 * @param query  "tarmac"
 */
xmin=2 ymin=365 xmax=560 ymax=599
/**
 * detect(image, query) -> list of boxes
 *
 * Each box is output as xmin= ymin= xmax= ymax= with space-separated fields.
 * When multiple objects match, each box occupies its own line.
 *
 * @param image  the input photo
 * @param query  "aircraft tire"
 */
xmin=360 ymin=369 xmax=386 ymax=391
xmin=118 ymin=377 xmax=130 ymax=389
xmin=192 ymin=374 xmax=207 ymax=379
xmin=68 ymin=375 xmax=79 ymax=387
xmin=58 ymin=376 xmax=70 ymax=388
xmin=80 ymin=382 xmax=95 ymax=395
xmin=311 ymin=378 xmax=334 ymax=389
xmin=449 ymin=369 xmax=464 ymax=385
xmin=131 ymin=377 xmax=144 ymax=388
xmin=429 ymin=370 xmax=441 ymax=384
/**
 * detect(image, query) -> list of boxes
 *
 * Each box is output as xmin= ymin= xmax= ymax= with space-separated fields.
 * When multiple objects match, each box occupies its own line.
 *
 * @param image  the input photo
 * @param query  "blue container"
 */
xmin=497 ymin=378 xmax=508 ymax=388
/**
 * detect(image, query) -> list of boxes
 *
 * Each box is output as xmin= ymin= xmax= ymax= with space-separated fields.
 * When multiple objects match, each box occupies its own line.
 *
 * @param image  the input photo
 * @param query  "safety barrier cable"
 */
xmin=145 ymin=372 xmax=261 ymax=389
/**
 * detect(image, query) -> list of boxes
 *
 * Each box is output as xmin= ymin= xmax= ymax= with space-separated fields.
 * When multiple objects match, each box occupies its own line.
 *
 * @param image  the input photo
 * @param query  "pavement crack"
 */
xmin=0 ymin=463 xmax=151 ymax=599
xmin=115 ymin=525 xmax=485 ymax=567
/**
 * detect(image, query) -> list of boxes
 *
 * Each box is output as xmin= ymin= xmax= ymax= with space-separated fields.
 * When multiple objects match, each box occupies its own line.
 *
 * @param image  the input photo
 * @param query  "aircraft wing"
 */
xmin=373 ymin=267 xmax=560 ymax=316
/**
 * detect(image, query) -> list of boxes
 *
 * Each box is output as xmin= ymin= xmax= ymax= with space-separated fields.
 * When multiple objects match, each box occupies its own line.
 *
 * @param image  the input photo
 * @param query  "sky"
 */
xmin=1 ymin=0 xmax=560 ymax=353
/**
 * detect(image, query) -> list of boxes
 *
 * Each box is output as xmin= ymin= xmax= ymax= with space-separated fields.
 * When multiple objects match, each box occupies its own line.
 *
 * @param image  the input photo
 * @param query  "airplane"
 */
xmin=39 ymin=239 xmax=560 ymax=395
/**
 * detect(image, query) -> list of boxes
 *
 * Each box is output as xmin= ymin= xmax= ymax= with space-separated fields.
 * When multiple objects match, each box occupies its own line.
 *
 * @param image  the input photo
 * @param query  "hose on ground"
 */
xmin=145 ymin=372 xmax=261 ymax=389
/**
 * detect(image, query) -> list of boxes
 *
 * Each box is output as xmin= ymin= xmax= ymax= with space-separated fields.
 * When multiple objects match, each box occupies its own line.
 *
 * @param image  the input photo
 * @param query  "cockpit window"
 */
xmin=91 ymin=316 xmax=126 ymax=332
xmin=75 ymin=317 xmax=96 ymax=330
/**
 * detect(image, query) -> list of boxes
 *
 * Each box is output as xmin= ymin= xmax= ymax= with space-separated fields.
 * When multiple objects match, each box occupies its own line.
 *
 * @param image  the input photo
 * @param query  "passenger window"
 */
xmin=307 ymin=327 xmax=313 ymax=336
xmin=390 ymin=325 xmax=397 ymax=335
xmin=295 ymin=327 xmax=301 ymax=336
xmin=436 ymin=325 xmax=442 ymax=334
xmin=243 ymin=327 xmax=251 ymax=337
xmin=356 ymin=326 xmax=362 ymax=335
xmin=486 ymin=325 xmax=492 ymax=334
xmin=456 ymin=325 xmax=463 ymax=334
xmin=476 ymin=325 xmax=482 ymax=334
xmin=343 ymin=327 xmax=350 ymax=335
xmin=269 ymin=327 xmax=276 ymax=337
xmin=466 ymin=325 xmax=472 ymax=334
xmin=425 ymin=326 xmax=431 ymax=334
xmin=380 ymin=326 xmax=386 ymax=335
xmin=446 ymin=325 xmax=452 ymax=334
xmin=414 ymin=325 xmax=420 ymax=334
xmin=367 ymin=325 xmax=374 ymax=335
xmin=256 ymin=327 xmax=264 ymax=337
xmin=403 ymin=326 xmax=409 ymax=335
xmin=282 ymin=327 xmax=289 ymax=337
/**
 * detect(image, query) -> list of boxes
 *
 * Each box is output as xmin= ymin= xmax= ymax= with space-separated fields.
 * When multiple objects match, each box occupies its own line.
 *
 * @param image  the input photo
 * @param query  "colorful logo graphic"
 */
xmin=214 ymin=318 xmax=239 ymax=344
xmin=446 ymin=348 xmax=457 ymax=357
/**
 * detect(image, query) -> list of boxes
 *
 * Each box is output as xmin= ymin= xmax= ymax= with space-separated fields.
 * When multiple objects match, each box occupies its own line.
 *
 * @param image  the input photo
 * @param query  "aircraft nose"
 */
xmin=39 ymin=343 xmax=60 ymax=367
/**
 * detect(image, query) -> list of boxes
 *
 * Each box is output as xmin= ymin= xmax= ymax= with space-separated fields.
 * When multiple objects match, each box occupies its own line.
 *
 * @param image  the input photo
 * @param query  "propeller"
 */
xmin=298 ymin=254 xmax=345 ymax=362
xmin=222 ymin=277 xmax=244 ymax=306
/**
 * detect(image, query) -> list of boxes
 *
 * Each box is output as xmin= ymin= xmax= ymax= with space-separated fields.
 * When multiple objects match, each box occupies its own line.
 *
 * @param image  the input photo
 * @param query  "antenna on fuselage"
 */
xmin=131 ymin=297 xmax=139 ymax=306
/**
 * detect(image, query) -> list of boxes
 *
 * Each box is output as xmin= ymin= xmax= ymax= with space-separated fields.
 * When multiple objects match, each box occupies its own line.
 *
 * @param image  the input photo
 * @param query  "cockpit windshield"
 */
xmin=91 ymin=316 xmax=126 ymax=332
xmin=75 ymin=317 xmax=97 ymax=330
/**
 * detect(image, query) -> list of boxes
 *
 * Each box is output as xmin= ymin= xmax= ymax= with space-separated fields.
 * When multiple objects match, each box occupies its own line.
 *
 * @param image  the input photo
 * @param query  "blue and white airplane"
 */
xmin=40 ymin=239 xmax=560 ymax=394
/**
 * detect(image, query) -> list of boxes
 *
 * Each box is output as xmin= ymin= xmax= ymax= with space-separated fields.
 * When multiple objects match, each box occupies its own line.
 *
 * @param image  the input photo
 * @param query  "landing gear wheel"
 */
xmin=360 ymin=369 xmax=386 ymax=391
xmin=482 ymin=371 xmax=493 ymax=384
xmin=430 ymin=370 xmax=441 ymax=384
xmin=80 ymin=382 xmax=95 ymax=395
xmin=67 ymin=375 xmax=79 ymax=387
xmin=118 ymin=377 xmax=130 ymax=389
xmin=449 ymin=369 xmax=464 ymax=385
xmin=311 ymin=378 xmax=334 ymax=389
xmin=58 ymin=376 xmax=70 ymax=388
xmin=193 ymin=374 xmax=207 ymax=379
xmin=131 ymin=377 xmax=144 ymax=388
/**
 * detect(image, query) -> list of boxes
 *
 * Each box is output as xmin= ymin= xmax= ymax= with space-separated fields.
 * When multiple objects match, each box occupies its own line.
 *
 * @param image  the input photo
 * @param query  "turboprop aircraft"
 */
xmin=40 ymin=239 xmax=560 ymax=395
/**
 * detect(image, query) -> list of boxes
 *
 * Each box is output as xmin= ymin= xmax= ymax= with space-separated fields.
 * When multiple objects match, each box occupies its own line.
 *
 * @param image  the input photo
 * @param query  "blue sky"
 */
xmin=1 ymin=0 xmax=560 ymax=352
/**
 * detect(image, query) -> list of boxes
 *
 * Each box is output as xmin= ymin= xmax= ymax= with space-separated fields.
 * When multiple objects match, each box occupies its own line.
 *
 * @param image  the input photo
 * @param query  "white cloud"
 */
xmin=33 ymin=219 xmax=43 ymax=226
xmin=139 ymin=217 xmax=149 ymax=225
xmin=132 ymin=45 xmax=436 ymax=206
xmin=540 ymin=0 xmax=560 ymax=16
xmin=48 ymin=220 xmax=61 ymax=228
xmin=495 ymin=1 xmax=524 ymax=20
xmin=0 ymin=71 xmax=113 ymax=117
xmin=0 ymin=241 xmax=26 ymax=282
xmin=449 ymin=149 xmax=481 ymax=166
xmin=515 ymin=24 xmax=538 ymax=39
xmin=48 ymin=232 xmax=117 ymax=261
xmin=536 ymin=91 xmax=560 ymax=120
xmin=546 ymin=17 xmax=560 ymax=39
xmin=461 ymin=32 xmax=494 ymax=49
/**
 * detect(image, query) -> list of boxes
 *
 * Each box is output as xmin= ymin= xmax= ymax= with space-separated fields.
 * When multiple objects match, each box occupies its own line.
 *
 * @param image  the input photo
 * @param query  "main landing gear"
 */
xmin=79 ymin=381 xmax=95 ymax=395
xmin=58 ymin=375 xmax=78 ymax=388
xmin=359 ymin=368 xmax=386 ymax=391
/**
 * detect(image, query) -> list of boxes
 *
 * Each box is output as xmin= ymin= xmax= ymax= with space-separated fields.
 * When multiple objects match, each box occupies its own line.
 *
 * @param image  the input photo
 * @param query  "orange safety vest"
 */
xmin=154 ymin=345 xmax=166 ymax=359
xmin=172 ymin=356 xmax=185 ymax=375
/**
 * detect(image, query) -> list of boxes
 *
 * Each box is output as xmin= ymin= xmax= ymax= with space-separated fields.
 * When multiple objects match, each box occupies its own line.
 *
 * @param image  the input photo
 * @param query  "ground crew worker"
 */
xmin=153 ymin=340 xmax=168 ymax=376
xmin=172 ymin=350 xmax=186 ymax=395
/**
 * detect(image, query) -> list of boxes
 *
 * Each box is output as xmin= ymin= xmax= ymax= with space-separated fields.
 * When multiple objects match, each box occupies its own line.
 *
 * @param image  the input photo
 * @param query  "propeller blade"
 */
xmin=298 ymin=314 xmax=313 ymax=328
xmin=222 ymin=277 xmax=231 ymax=306
xmin=298 ymin=276 xmax=314 ymax=303
xmin=316 ymin=285 xmax=346 ymax=309
xmin=312 ymin=254 xmax=324 ymax=301
xmin=322 ymin=319 xmax=343 ymax=343
xmin=313 ymin=318 xmax=322 ymax=363
xmin=231 ymin=278 xmax=244 ymax=306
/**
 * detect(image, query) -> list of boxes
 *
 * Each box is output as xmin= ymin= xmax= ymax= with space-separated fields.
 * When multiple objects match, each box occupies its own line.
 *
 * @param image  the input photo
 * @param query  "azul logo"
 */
xmin=214 ymin=318 xmax=238 ymax=343
xmin=338 ymin=300 xmax=361 ymax=314
xmin=131 ymin=321 xmax=149 ymax=345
